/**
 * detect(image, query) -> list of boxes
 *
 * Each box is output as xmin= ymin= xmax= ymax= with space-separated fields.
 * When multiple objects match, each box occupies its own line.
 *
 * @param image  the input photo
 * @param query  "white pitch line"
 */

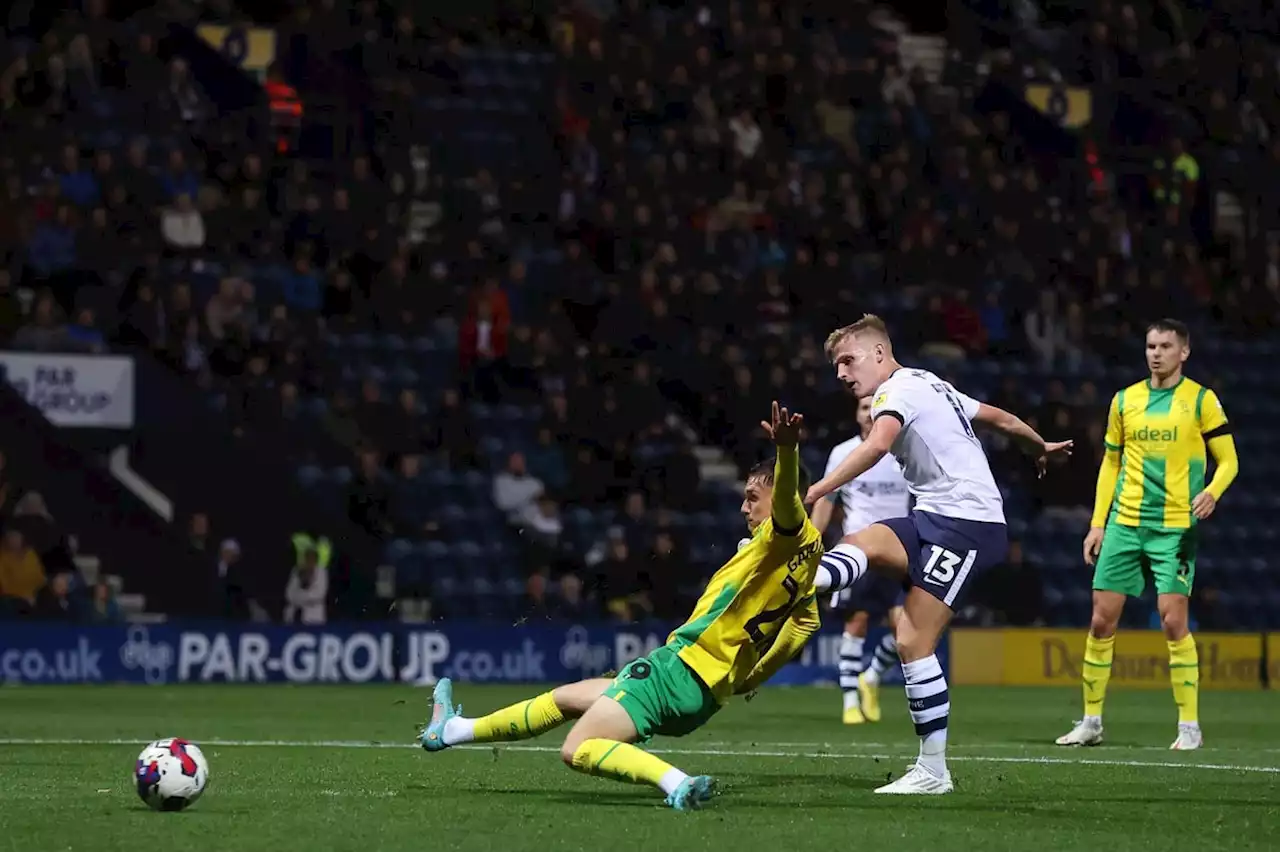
xmin=1 ymin=738 xmax=1277 ymax=774
xmin=693 ymin=740 xmax=1280 ymax=755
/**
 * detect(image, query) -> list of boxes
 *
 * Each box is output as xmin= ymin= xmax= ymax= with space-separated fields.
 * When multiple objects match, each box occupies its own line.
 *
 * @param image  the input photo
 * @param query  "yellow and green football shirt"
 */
xmin=665 ymin=449 xmax=823 ymax=703
xmin=1101 ymin=377 xmax=1228 ymax=529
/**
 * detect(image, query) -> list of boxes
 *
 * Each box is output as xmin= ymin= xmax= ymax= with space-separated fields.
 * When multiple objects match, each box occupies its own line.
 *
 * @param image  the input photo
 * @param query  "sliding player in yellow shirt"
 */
xmin=420 ymin=403 xmax=827 ymax=810
xmin=1057 ymin=319 xmax=1238 ymax=751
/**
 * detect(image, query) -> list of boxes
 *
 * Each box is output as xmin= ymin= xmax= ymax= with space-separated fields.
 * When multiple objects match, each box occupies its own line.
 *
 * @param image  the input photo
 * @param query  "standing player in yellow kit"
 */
xmin=419 ymin=402 xmax=836 ymax=810
xmin=1057 ymin=320 xmax=1238 ymax=750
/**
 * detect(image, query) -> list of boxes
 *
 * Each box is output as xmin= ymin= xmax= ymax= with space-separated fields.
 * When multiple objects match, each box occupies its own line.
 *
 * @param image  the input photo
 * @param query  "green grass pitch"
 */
xmin=0 ymin=684 xmax=1276 ymax=851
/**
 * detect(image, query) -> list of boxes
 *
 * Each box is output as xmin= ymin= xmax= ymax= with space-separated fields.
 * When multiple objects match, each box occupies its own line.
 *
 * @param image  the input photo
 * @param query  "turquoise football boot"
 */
xmin=419 ymin=678 xmax=460 ymax=752
xmin=665 ymin=775 xmax=717 ymax=811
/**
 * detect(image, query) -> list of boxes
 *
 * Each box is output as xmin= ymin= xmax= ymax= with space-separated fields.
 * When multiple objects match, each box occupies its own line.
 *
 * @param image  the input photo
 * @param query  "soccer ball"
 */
xmin=134 ymin=738 xmax=210 ymax=811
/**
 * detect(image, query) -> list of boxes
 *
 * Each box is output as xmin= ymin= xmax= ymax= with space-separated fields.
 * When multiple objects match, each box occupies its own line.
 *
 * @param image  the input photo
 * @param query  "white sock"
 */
xmin=867 ymin=633 xmax=898 ymax=683
xmin=817 ymin=543 xmax=868 ymax=592
xmin=1084 ymin=715 xmax=1102 ymax=727
xmin=902 ymin=655 xmax=949 ymax=776
xmin=442 ymin=716 xmax=476 ymax=746
xmin=658 ymin=767 xmax=690 ymax=796
xmin=838 ymin=631 xmax=865 ymax=696
xmin=843 ymin=690 xmax=861 ymax=711
xmin=862 ymin=667 xmax=881 ymax=687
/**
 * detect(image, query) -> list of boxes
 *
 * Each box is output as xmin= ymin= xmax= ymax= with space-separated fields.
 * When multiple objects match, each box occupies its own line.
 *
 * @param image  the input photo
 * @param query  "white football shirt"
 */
xmin=869 ymin=368 xmax=1005 ymax=525
xmin=825 ymin=435 xmax=910 ymax=535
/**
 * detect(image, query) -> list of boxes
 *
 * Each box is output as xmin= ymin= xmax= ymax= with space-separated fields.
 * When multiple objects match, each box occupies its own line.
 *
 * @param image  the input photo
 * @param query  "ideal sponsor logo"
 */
xmin=1130 ymin=425 xmax=1178 ymax=443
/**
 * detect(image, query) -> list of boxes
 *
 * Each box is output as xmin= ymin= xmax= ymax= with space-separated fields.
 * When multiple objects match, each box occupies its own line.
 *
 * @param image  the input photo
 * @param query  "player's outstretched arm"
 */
xmin=810 ymin=495 xmax=837 ymax=535
xmin=805 ymin=415 xmax=899 ymax=504
xmin=761 ymin=401 xmax=806 ymax=534
xmin=737 ymin=593 xmax=821 ymax=695
xmin=973 ymin=403 xmax=1072 ymax=476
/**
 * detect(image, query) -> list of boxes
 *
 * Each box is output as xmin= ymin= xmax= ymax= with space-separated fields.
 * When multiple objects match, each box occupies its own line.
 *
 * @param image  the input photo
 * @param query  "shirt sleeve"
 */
xmin=1198 ymin=388 xmax=1229 ymax=436
xmin=1104 ymin=393 xmax=1123 ymax=451
xmin=736 ymin=593 xmax=821 ymax=694
xmin=871 ymin=380 xmax=915 ymax=427
xmin=770 ymin=445 xmax=805 ymax=535
xmin=950 ymin=384 xmax=981 ymax=420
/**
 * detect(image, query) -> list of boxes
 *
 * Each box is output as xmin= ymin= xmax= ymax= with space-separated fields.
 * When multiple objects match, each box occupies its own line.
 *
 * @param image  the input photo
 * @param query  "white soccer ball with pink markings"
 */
xmin=134 ymin=738 xmax=210 ymax=811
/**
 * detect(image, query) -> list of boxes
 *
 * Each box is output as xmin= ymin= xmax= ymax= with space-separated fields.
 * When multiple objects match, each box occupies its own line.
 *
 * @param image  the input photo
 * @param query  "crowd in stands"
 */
xmin=0 ymin=1 xmax=1277 ymax=627
xmin=0 ymin=449 xmax=121 ymax=622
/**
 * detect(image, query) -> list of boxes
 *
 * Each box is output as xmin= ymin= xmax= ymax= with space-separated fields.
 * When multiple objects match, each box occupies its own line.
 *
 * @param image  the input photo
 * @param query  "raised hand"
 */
xmin=759 ymin=401 xmax=804 ymax=447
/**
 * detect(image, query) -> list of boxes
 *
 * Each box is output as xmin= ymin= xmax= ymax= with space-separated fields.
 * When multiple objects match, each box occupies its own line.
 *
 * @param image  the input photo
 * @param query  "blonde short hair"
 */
xmin=823 ymin=314 xmax=891 ymax=360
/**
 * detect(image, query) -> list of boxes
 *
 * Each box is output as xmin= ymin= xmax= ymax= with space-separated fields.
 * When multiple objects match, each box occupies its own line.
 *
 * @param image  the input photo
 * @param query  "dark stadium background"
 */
xmin=0 ymin=0 xmax=1277 ymax=662
xmin=3 ymin=4 xmax=1280 ymax=850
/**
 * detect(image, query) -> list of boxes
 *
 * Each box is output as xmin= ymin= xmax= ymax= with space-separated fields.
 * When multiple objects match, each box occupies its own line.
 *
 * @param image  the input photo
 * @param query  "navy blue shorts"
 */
xmin=880 ymin=510 xmax=1008 ymax=609
xmin=831 ymin=572 xmax=905 ymax=621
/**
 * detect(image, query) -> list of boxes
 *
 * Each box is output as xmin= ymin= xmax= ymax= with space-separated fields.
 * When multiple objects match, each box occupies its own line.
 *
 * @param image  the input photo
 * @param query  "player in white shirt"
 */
xmin=811 ymin=395 xmax=910 ymax=726
xmin=806 ymin=315 xmax=1071 ymax=795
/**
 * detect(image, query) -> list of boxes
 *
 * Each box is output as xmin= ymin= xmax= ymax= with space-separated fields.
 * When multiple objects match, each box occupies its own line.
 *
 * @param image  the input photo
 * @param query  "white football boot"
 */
xmin=1170 ymin=723 xmax=1203 ymax=750
xmin=1055 ymin=717 xmax=1104 ymax=746
xmin=874 ymin=762 xmax=954 ymax=795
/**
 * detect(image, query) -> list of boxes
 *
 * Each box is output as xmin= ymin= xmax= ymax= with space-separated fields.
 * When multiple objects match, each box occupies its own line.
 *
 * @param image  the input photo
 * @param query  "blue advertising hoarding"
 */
xmin=0 ymin=622 xmax=944 ymax=686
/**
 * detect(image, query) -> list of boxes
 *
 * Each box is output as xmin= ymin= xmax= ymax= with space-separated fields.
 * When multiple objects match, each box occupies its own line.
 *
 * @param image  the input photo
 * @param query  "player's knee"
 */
xmin=1089 ymin=611 xmax=1119 ymax=639
xmin=845 ymin=612 xmax=869 ymax=636
xmin=1159 ymin=607 xmax=1189 ymax=640
xmin=560 ymin=738 xmax=582 ymax=768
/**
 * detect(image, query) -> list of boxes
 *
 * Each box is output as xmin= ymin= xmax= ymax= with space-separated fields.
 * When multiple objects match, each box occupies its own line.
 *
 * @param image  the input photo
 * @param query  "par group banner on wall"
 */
xmin=0 ymin=622 xmax=934 ymax=687
xmin=951 ymin=628 xmax=1264 ymax=690
xmin=0 ymin=352 xmax=135 ymax=428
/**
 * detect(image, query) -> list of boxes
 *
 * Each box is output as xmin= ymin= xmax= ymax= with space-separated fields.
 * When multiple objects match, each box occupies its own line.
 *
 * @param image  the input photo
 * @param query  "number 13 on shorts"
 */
xmin=921 ymin=545 xmax=976 ymax=606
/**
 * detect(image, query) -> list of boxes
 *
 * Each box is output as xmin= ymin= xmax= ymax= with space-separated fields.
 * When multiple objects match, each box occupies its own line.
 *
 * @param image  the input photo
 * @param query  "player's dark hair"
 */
xmin=747 ymin=457 xmax=811 ymax=499
xmin=1147 ymin=318 xmax=1190 ymax=345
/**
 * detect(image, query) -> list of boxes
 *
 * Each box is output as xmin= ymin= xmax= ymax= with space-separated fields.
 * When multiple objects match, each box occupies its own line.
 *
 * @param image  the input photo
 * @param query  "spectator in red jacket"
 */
xmin=944 ymin=290 xmax=987 ymax=355
xmin=459 ymin=280 xmax=511 ymax=402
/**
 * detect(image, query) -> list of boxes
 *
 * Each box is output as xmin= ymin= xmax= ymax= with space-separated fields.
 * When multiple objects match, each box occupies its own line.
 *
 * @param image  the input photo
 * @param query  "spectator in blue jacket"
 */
xmin=282 ymin=255 xmax=322 ymax=312
xmin=58 ymin=144 xmax=100 ymax=208
xmin=162 ymin=148 xmax=200 ymax=200
xmin=27 ymin=205 xmax=77 ymax=276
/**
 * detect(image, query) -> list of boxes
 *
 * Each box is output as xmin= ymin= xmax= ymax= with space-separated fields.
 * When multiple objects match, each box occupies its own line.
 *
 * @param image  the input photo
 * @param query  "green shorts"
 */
xmin=602 ymin=645 xmax=720 ymax=741
xmin=1093 ymin=524 xmax=1197 ymax=598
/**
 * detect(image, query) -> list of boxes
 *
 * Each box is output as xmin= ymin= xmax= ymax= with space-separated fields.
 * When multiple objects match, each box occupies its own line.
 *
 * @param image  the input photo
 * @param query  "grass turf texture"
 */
xmin=0 ymin=685 xmax=1277 ymax=851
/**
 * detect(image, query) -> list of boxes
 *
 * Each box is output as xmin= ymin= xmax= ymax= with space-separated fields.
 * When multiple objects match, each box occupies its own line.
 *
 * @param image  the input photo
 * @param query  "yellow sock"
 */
xmin=471 ymin=691 xmax=566 ymax=743
xmin=1168 ymin=634 xmax=1199 ymax=724
xmin=1083 ymin=633 xmax=1115 ymax=718
xmin=570 ymin=738 xmax=679 ymax=791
